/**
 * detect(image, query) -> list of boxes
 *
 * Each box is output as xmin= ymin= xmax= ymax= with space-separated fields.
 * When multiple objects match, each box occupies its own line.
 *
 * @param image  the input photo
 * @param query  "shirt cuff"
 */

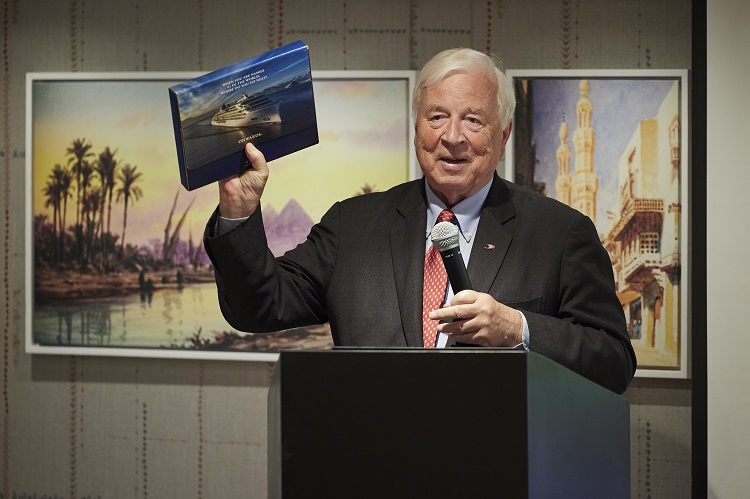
xmin=217 ymin=215 xmax=249 ymax=235
xmin=516 ymin=310 xmax=530 ymax=351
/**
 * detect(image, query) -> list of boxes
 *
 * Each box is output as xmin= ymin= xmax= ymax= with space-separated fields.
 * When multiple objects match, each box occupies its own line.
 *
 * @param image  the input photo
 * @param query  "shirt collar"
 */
xmin=424 ymin=178 xmax=492 ymax=243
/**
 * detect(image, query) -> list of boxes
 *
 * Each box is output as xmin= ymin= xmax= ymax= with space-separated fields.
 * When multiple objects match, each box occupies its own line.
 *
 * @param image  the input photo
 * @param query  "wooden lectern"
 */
xmin=268 ymin=349 xmax=629 ymax=498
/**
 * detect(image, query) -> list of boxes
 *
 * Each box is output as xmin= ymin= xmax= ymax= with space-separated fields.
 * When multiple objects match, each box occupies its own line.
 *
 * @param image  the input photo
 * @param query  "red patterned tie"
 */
xmin=422 ymin=209 xmax=455 ymax=348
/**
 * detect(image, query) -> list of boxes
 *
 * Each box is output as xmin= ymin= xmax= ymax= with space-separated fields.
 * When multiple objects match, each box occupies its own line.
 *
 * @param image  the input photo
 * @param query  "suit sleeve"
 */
xmin=522 ymin=214 xmax=637 ymax=394
xmin=203 ymin=204 xmax=339 ymax=333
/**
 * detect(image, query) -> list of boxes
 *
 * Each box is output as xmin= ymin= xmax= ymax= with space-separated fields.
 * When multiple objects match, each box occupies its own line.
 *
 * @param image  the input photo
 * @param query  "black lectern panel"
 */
xmin=268 ymin=349 xmax=629 ymax=499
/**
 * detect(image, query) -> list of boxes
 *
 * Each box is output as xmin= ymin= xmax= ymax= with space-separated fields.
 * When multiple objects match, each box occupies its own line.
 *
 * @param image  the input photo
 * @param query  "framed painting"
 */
xmin=505 ymin=69 xmax=689 ymax=378
xmin=25 ymin=70 xmax=416 ymax=361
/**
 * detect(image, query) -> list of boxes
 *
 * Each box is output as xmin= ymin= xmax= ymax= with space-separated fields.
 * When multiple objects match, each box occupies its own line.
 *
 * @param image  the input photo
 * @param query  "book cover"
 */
xmin=169 ymin=40 xmax=318 ymax=190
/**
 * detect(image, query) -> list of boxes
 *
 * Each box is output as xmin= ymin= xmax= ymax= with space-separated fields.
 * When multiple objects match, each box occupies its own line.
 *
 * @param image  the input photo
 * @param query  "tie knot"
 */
xmin=437 ymin=209 xmax=454 ymax=224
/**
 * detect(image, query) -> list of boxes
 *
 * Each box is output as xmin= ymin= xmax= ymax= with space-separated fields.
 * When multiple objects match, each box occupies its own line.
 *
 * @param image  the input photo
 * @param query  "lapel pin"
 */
xmin=484 ymin=244 xmax=495 ymax=250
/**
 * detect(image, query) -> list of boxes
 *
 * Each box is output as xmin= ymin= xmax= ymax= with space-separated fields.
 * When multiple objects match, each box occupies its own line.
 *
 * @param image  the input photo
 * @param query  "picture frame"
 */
xmin=25 ymin=70 xmax=417 ymax=361
xmin=505 ymin=69 xmax=690 ymax=378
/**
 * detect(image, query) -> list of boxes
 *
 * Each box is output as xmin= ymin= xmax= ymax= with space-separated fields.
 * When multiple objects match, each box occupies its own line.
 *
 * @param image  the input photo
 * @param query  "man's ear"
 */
xmin=503 ymin=121 xmax=513 ymax=144
xmin=500 ymin=121 xmax=513 ymax=154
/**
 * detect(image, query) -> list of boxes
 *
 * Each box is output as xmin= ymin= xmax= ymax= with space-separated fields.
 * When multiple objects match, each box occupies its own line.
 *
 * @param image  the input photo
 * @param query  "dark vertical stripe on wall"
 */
xmin=69 ymin=0 xmax=85 ymax=70
xmin=68 ymin=357 xmax=79 ymax=499
xmin=70 ymin=0 xmax=79 ymax=70
xmin=278 ymin=0 xmax=284 ymax=47
xmin=135 ymin=374 xmax=149 ymax=498
xmin=1 ymin=0 xmax=10 ymax=495
xmin=80 ymin=0 xmax=86 ymax=68
xmin=132 ymin=2 xmax=147 ymax=70
xmin=409 ymin=0 xmax=417 ymax=69
xmin=637 ymin=0 xmax=642 ymax=68
xmin=342 ymin=1 xmax=348 ymax=70
xmin=637 ymin=0 xmax=652 ymax=68
xmin=266 ymin=0 xmax=284 ymax=50
xmin=197 ymin=362 xmax=205 ymax=499
xmin=197 ymin=0 xmax=204 ymax=71
xmin=135 ymin=2 xmax=141 ymax=70
xmin=691 ymin=0 xmax=707 ymax=495
xmin=142 ymin=402 xmax=149 ymax=498
xmin=484 ymin=1 xmax=492 ymax=54
xmin=79 ymin=360 xmax=85 ymax=453
xmin=266 ymin=0 xmax=274 ymax=50
xmin=560 ymin=0 xmax=572 ymax=68
xmin=573 ymin=0 xmax=579 ymax=65
xmin=494 ymin=0 xmax=505 ymax=55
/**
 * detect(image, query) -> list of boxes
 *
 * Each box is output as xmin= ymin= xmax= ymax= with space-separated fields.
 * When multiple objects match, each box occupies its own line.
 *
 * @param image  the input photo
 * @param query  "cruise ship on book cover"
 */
xmin=211 ymin=93 xmax=281 ymax=127
xmin=169 ymin=40 xmax=318 ymax=191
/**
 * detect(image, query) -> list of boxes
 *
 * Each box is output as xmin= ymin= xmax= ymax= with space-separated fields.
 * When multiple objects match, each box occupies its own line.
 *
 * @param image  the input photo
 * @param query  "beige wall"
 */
xmin=707 ymin=0 xmax=750 ymax=496
xmin=1 ymin=1 xmax=693 ymax=497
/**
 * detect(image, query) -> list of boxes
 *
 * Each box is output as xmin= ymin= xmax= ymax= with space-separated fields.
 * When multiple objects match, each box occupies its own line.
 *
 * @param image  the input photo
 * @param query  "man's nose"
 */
xmin=443 ymin=118 xmax=466 ymax=144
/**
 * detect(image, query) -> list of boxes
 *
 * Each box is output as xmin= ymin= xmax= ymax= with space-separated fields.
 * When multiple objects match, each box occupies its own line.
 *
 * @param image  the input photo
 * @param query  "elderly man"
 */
xmin=204 ymin=48 xmax=636 ymax=394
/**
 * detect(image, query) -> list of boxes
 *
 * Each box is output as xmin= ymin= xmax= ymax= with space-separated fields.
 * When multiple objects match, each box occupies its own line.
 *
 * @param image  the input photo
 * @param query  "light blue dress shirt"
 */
xmin=423 ymin=180 xmax=529 ymax=349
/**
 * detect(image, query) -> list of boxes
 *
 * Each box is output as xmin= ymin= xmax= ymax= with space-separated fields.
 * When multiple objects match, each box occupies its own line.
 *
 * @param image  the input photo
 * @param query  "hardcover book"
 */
xmin=169 ymin=40 xmax=318 ymax=190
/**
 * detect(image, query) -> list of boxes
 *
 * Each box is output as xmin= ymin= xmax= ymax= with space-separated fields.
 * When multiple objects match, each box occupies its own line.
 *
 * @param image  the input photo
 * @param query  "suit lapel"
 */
xmin=467 ymin=175 xmax=516 ymax=293
xmin=446 ymin=176 xmax=516 ymax=348
xmin=391 ymin=181 xmax=428 ymax=347
xmin=468 ymin=213 xmax=513 ymax=293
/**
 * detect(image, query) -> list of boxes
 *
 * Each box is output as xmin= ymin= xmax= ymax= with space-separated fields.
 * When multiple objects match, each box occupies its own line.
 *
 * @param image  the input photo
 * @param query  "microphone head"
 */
xmin=430 ymin=221 xmax=460 ymax=251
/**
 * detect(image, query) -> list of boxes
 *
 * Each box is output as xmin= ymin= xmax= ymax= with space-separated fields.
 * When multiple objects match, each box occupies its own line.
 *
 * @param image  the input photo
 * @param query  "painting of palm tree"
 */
xmin=27 ymin=72 xmax=414 ymax=359
xmin=116 ymin=163 xmax=143 ymax=254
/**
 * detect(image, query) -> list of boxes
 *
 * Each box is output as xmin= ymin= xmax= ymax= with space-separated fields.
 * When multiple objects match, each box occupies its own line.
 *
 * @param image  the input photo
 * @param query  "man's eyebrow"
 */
xmin=424 ymin=104 xmax=444 ymax=113
xmin=423 ymin=104 xmax=487 ymax=115
xmin=465 ymin=106 xmax=488 ymax=115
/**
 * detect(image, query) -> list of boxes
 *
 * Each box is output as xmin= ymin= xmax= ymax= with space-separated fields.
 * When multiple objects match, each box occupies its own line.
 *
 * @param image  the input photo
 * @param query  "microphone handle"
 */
xmin=439 ymin=247 xmax=472 ymax=292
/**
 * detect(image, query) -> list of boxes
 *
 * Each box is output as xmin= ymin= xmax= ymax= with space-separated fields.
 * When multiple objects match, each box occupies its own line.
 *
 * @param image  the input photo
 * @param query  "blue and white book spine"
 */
xmin=169 ymin=40 xmax=318 ymax=190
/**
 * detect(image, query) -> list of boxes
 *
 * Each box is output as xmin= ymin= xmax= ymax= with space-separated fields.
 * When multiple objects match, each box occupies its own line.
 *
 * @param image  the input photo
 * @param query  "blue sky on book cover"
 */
xmin=172 ymin=41 xmax=311 ymax=121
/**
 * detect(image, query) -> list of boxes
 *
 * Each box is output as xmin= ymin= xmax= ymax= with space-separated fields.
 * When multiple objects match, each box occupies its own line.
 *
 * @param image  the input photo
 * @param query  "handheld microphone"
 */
xmin=430 ymin=221 xmax=472 ymax=293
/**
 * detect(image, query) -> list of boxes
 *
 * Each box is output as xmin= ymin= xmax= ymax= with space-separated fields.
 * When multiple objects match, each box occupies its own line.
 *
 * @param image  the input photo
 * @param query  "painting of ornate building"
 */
xmin=602 ymin=81 xmax=682 ymax=368
xmin=510 ymin=74 xmax=685 ymax=374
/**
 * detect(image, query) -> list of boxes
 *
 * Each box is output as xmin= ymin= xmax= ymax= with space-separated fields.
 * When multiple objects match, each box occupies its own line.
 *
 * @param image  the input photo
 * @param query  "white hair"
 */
xmin=412 ymin=48 xmax=516 ymax=130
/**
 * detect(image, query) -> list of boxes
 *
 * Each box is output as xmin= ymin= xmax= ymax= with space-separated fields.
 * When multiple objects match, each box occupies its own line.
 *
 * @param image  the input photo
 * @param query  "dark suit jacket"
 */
xmin=204 ymin=174 xmax=636 ymax=393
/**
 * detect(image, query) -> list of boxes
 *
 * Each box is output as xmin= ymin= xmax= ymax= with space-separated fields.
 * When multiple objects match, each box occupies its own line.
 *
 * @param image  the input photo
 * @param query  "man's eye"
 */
xmin=466 ymin=117 xmax=484 ymax=130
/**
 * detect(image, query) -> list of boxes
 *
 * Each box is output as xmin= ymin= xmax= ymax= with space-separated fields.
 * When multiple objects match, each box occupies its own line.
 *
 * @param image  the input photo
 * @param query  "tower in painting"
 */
xmin=570 ymin=80 xmax=599 ymax=225
xmin=555 ymin=119 xmax=572 ymax=206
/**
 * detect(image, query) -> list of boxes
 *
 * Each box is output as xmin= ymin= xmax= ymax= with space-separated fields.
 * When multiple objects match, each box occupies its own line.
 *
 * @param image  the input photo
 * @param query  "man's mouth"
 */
xmin=441 ymin=157 xmax=467 ymax=164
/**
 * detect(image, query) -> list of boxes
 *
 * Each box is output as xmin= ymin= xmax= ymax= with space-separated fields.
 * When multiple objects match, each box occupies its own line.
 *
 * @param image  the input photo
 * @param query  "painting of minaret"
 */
xmin=555 ymin=120 xmax=572 ymax=206
xmin=571 ymin=80 xmax=599 ymax=225
xmin=508 ymin=72 xmax=688 ymax=377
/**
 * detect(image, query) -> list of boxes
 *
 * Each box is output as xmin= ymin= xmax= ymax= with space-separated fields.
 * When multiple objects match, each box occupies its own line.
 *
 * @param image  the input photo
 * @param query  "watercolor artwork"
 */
xmin=26 ymin=71 xmax=415 ymax=360
xmin=506 ymin=70 xmax=689 ymax=378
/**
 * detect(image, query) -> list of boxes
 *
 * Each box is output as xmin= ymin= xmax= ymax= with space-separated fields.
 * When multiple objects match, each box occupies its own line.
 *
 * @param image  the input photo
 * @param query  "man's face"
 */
xmin=414 ymin=71 xmax=512 ymax=208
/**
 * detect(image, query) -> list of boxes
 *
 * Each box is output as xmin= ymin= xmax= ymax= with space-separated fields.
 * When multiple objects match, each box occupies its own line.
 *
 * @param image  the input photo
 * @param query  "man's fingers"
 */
xmin=429 ymin=303 xmax=469 ymax=322
xmin=245 ymin=143 xmax=268 ymax=172
xmin=450 ymin=289 xmax=477 ymax=304
xmin=428 ymin=291 xmax=478 ymax=321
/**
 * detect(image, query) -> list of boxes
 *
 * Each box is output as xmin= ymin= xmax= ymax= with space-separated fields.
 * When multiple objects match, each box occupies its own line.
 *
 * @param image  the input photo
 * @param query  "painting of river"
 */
xmin=27 ymin=71 xmax=414 ymax=358
xmin=33 ymin=281 xmax=332 ymax=353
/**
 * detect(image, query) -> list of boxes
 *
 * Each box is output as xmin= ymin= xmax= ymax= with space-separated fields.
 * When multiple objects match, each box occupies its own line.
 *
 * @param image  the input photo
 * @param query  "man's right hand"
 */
xmin=218 ymin=143 xmax=269 ymax=219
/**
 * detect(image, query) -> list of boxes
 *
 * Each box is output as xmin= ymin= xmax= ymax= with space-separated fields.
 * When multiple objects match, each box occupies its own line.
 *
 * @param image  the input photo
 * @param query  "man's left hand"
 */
xmin=429 ymin=290 xmax=523 ymax=347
